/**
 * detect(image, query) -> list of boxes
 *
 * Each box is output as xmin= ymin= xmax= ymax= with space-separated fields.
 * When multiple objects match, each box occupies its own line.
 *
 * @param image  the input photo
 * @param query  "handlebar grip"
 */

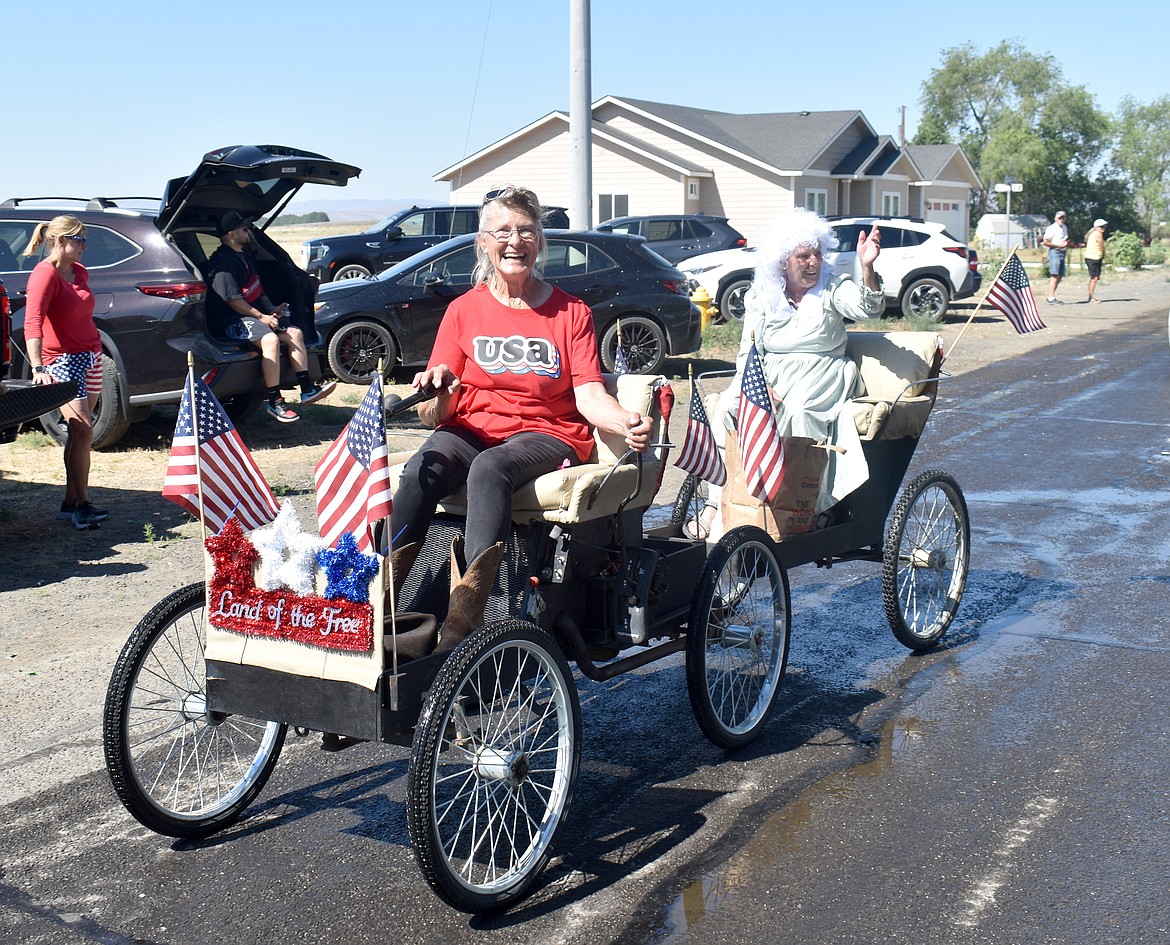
xmin=384 ymin=382 xmax=439 ymax=419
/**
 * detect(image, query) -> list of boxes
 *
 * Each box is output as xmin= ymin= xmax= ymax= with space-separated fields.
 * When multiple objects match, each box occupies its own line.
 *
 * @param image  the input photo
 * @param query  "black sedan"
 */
xmin=313 ymin=230 xmax=702 ymax=383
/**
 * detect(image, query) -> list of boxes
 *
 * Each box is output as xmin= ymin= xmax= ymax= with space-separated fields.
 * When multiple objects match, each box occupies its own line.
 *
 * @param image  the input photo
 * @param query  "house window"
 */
xmin=688 ymin=180 xmax=700 ymax=200
xmin=882 ymin=192 xmax=901 ymax=216
xmin=597 ymin=194 xmax=629 ymax=224
xmin=805 ymin=189 xmax=827 ymax=216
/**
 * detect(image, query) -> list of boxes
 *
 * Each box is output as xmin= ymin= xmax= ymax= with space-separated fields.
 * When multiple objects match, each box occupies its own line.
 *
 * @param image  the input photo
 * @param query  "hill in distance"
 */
xmin=284 ymin=197 xmax=444 ymax=224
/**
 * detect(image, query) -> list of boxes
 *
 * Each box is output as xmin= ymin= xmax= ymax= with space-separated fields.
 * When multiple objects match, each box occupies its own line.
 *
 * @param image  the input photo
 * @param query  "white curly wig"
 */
xmin=751 ymin=207 xmax=840 ymax=310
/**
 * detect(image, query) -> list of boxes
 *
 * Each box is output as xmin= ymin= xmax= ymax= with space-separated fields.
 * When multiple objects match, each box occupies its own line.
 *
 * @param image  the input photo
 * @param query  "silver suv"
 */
xmin=682 ymin=216 xmax=980 ymax=322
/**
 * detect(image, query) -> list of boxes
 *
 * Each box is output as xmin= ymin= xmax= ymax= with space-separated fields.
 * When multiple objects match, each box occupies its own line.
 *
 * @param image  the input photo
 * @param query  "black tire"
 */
xmin=899 ymin=277 xmax=950 ymax=321
xmin=333 ymin=262 xmax=372 ymax=281
xmin=717 ymin=277 xmax=752 ymax=323
xmin=600 ymin=315 xmax=666 ymax=375
xmin=407 ymin=619 xmax=581 ymax=913
xmin=670 ymin=473 xmax=710 ymax=532
xmin=327 ymin=319 xmax=397 ymax=385
xmin=40 ymin=353 xmax=131 ymax=449
xmin=102 ymin=583 xmax=286 ymax=838
xmin=221 ymin=392 xmax=264 ymax=423
xmin=686 ymin=526 xmax=791 ymax=749
xmin=882 ymin=470 xmax=970 ymax=650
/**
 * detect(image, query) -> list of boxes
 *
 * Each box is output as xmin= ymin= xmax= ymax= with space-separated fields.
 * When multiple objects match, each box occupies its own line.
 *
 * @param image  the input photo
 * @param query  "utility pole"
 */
xmin=568 ymin=0 xmax=592 ymax=229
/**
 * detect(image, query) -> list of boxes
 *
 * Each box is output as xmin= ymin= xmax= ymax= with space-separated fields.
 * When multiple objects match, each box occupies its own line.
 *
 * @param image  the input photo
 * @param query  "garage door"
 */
xmin=925 ymin=200 xmax=965 ymax=240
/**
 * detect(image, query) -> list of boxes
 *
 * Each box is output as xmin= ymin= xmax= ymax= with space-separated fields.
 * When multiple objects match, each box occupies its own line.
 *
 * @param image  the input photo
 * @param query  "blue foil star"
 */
xmin=318 ymin=532 xmax=380 ymax=603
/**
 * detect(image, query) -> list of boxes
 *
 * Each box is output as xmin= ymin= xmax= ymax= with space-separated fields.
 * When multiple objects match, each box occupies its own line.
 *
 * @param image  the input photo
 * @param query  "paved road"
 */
xmin=4 ymin=292 xmax=1170 ymax=944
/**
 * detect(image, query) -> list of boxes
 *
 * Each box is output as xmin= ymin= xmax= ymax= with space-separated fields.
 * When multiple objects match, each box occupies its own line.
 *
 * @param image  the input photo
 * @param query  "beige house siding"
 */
xmin=447 ymin=121 xmax=572 ymax=208
xmin=592 ymin=142 xmax=682 ymax=218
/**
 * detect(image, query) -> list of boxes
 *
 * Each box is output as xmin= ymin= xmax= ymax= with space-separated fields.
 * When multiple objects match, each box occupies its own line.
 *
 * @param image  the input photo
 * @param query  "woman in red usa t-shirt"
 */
xmin=389 ymin=185 xmax=653 ymax=657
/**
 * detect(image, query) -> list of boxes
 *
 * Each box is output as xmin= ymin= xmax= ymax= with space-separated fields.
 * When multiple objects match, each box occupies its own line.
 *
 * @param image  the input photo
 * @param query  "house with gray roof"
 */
xmin=435 ymin=96 xmax=981 ymax=243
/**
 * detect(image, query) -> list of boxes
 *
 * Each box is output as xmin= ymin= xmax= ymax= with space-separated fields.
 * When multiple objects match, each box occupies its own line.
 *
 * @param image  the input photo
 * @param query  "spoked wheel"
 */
xmin=882 ymin=470 xmax=970 ymax=650
xmin=102 ymin=583 xmax=286 ymax=837
xmin=670 ymin=472 xmax=711 ymax=537
xmin=407 ymin=619 xmax=581 ymax=913
xmin=686 ymin=526 xmax=791 ymax=749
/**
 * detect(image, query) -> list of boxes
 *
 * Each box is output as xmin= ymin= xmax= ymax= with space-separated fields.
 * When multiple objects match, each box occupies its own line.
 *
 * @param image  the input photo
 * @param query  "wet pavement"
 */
xmin=4 ymin=296 xmax=1170 ymax=944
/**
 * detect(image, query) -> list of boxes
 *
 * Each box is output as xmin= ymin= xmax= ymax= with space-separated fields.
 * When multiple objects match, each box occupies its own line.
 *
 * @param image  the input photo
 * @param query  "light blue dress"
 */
xmin=716 ymin=265 xmax=885 ymax=511
xmin=725 ymin=266 xmax=884 ymax=437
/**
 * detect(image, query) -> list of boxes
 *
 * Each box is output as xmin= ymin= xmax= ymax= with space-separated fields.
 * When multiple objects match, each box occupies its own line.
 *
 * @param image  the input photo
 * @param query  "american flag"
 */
xmin=737 ymin=342 xmax=785 ymax=503
xmin=613 ymin=320 xmax=630 ymax=375
xmin=162 ymin=371 xmax=280 ymax=532
xmin=986 ymin=252 xmax=1047 ymax=334
xmin=315 ymin=375 xmax=392 ymax=554
xmin=675 ymin=384 xmax=727 ymax=486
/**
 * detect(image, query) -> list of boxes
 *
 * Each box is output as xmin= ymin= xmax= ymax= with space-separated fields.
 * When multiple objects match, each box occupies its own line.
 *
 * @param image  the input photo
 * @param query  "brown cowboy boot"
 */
xmin=384 ymin=541 xmax=421 ymax=613
xmin=435 ymin=536 xmax=505 ymax=653
xmin=383 ymin=541 xmax=437 ymax=661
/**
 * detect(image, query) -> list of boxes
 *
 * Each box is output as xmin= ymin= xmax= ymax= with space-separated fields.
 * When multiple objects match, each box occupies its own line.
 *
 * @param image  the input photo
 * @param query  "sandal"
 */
xmin=684 ymin=502 xmax=717 ymax=540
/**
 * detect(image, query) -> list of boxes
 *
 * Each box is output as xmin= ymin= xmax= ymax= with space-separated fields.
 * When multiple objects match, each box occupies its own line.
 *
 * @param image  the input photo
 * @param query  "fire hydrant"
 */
xmin=691 ymin=285 xmax=718 ymax=330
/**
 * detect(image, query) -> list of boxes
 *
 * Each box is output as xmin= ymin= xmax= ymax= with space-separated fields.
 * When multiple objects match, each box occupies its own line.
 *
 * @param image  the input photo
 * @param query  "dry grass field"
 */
xmin=267 ymin=220 xmax=379 ymax=264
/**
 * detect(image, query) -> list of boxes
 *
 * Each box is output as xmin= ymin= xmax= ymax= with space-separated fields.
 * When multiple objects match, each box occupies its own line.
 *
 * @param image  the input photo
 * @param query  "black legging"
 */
xmin=390 ymin=426 xmax=577 ymax=563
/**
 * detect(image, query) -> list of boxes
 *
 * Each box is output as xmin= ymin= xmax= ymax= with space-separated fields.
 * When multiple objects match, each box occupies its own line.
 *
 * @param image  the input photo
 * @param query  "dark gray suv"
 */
xmin=2 ymin=145 xmax=360 ymax=448
xmin=302 ymin=204 xmax=571 ymax=282
xmin=593 ymin=213 xmax=746 ymax=263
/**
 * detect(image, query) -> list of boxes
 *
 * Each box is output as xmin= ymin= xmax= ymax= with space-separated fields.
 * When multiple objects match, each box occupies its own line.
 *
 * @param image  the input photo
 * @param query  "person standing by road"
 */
xmin=1042 ymin=210 xmax=1071 ymax=304
xmin=1084 ymin=218 xmax=1107 ymax=303
xmin=204 ymin=211 xmax=335 ymax=423
xmin=23 ymin=215 xmax=108 ymax=529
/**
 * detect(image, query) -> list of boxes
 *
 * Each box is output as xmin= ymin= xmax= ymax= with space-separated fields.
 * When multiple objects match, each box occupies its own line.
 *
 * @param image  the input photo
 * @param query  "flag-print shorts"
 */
xmin=46 ymin=351 xmax=103 ymax=400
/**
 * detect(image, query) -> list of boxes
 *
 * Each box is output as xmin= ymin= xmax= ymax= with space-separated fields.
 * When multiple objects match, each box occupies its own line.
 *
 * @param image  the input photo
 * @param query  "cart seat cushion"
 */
xmin=845 ymin=331 xmax=941 ymax=440
xmin=387 ymin=373 xmax=668 ymax=525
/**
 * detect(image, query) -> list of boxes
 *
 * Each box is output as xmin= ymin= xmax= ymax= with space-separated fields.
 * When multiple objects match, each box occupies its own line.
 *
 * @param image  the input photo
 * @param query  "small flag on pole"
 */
xmin=675 ymin=382 xmax=726 ymax=486
xmin=737 ymin=341 xmax=785 ymax=503
xmin=315 ymin=374 xmax=393 ymax=554
xmin=613 ymin=319 xmax=630 ymax=375
xmin=986 ymin=252 xmax=1047 ymax=334
xmin=162 ymin=371 xmax=280 ymax=532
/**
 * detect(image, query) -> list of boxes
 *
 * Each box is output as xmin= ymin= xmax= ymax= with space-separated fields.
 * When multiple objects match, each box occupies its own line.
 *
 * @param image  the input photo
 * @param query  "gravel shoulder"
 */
xmin=2 ymin=266 xmax=1166 ymax=803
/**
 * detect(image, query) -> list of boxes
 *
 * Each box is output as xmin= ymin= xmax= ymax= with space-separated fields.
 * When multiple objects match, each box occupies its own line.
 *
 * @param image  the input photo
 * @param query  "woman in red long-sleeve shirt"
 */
xmin=24 ymin=215 xmax=108 ymax=530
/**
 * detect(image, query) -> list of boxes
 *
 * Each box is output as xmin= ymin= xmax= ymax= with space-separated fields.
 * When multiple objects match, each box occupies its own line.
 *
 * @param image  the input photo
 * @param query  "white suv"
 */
xmin=683 ymin=216 xmax=981 ymax=322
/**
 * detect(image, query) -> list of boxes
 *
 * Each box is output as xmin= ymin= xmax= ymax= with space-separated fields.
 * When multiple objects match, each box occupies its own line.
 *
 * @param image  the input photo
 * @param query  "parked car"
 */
xmin=593 ymin=213 xmax=746 ymax=264
xmin=313 ymin=230 xmax=701 ymax=383
xmin=679 ymin=245 xmax=759 ymax=323
xmin=0 ymin=275 xmax=75 ymax=443
xmin=681 ymin=216 xmax=982 ymax=322
xmin=828 ymin=216 xmax=981 ymax=320
xmin=1 ymin=144 xmax=360 ymax=447
xmin=302 ymin=204 xmax=571 ymax=283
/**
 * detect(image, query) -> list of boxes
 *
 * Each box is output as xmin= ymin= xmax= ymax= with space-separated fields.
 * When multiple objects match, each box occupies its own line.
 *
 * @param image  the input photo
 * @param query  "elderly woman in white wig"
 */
xmin=689 ymin=207 xmax=884 ymax=538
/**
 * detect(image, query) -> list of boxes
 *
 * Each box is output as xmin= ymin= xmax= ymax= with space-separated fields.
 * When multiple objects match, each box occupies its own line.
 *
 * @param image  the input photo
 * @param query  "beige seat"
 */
xmin=845 ymin=331 xmax=942 ymax=441
xmin=386 ymin=373 xmax=671 ymax=525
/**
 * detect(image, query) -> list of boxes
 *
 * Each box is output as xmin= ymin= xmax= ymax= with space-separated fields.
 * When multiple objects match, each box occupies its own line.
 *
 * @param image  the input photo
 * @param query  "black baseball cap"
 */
xmin=216 ymin=211 xmax=253 ymax=237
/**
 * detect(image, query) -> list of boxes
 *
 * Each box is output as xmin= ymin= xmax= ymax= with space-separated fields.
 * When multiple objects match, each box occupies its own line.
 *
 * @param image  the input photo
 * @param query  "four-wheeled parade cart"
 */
xmin=102 ymin=331 xmax=969 ymax=913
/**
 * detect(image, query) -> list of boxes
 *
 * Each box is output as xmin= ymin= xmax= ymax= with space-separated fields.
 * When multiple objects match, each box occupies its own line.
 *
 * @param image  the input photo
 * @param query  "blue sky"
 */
xmin=4 ymin=0 xmax=1163 ymax=207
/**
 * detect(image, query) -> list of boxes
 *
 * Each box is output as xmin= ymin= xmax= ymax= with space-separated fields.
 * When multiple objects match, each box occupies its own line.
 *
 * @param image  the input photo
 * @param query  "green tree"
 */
xmin=1112 ymin=96 xmax=1170 ymax=233
xmin=915 ymin=40 xmax=1115 ymax=229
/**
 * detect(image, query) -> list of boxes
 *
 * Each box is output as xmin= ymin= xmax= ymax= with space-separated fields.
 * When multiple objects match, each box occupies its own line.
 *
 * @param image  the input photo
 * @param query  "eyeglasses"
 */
xmin=63 ymin=235 xmax=87 ymax=245
xmin=485 ymin=226 xmax=538 ymax=243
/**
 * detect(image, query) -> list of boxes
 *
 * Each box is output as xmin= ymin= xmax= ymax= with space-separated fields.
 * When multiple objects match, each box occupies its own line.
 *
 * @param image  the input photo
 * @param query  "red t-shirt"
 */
xmin=23 ymin=261 xmax=100 ymax=359
xmin=430 ymin=284 xmax=603 ymax=462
